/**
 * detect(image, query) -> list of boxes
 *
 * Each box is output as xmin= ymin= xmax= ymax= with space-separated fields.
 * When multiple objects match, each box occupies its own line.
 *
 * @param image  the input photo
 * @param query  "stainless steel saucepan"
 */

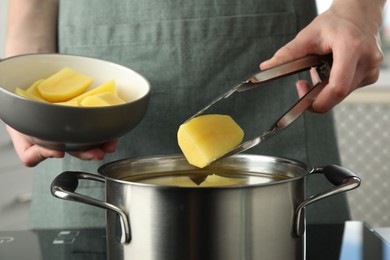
xmin=51 ymin=154 xmax=360 ymax=260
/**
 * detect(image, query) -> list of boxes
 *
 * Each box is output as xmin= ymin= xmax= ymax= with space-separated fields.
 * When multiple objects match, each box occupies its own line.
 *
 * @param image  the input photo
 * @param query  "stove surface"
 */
xmin=0 ymin=221 xmax=388 ymax=260
xmin=307 ymin=221 xmax=390 ymax=260
xmin=0 ymin=229 xmax=106 ymax=260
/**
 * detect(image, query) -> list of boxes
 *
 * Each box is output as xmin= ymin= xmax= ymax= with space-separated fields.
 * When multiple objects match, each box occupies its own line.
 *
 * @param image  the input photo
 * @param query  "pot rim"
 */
xmin=97 ymin=154 xmax=309 ymax=189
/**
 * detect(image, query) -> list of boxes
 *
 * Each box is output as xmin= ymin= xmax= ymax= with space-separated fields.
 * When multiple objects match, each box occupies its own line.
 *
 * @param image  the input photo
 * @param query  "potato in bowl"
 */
xmin=0 ymin=53 xmax=151 ymax=151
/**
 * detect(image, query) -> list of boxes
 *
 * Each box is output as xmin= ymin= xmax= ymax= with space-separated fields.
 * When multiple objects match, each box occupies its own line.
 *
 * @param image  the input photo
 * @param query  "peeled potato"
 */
xmin=25 ymin=79 xmax=47 ymax=102
xmin=37 ymin=67 xmax=93 ymax=102
xmin=141 ymin=176 xmax=201 ymax=187
xmin=199 ymin=174 xmax=244 ymax=187
xmin=80 ymin=92 xmax=125 ymax=107
xmin=14 ymin=68 xmax=125 ymax=107
xmin=15 ymin=80 xmax=48 ymax=102
xmin=140 ymin=174 xmax=243 ymax=187
xmin=177 ymin=114 xmax=244 ymax=168
xmin=15 ymin=88 xmax=36 ymax=100
xmin=70 ymin=79 xmax=117 ymax=104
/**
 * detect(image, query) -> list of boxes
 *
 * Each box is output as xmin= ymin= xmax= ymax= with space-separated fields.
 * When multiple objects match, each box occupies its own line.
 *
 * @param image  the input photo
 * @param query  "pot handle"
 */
xmin=293 ymin=165 xmax=361 ymax=237
xmin=50 ymin=171 xmax=131 ymax=244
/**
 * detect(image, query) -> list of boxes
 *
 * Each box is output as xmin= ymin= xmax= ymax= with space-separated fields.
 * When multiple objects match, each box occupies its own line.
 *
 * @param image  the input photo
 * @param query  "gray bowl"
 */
xmin=0 ymin=54 xmax=151 ymax=151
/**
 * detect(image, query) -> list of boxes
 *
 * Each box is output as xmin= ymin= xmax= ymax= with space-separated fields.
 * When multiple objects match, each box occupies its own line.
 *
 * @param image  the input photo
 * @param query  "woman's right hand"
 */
xmin=260 ymin=0 xmax=384 ymax=113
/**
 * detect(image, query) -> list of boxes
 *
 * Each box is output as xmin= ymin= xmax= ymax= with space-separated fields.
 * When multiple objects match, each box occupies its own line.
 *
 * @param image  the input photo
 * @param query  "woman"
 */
xmin=5 ymin=0 xmax=384 ymax=228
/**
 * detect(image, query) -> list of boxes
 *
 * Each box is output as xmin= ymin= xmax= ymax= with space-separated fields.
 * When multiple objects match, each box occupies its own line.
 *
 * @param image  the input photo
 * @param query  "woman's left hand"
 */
xmin=6 ymin=125 xmax=117 ymax=167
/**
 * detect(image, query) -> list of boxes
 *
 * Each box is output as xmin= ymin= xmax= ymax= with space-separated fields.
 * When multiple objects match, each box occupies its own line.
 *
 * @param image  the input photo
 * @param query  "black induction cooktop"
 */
xmin=0 ymin=221 xmax=388 ymax=260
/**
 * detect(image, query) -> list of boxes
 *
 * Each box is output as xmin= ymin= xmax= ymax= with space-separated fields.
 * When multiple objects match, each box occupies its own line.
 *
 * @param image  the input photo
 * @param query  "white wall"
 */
xmin=0 ymin=0 xmax=8 ymax=58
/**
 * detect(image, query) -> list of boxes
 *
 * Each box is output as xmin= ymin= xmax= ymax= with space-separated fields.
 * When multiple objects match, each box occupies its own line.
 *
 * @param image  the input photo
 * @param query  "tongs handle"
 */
xmin=188 ymin=54 xmax=332 ymax=121
xmin=236 ymin=54 xmax=332 ymax=92
xmin=265 ymin=76 xmax=328 ymax=139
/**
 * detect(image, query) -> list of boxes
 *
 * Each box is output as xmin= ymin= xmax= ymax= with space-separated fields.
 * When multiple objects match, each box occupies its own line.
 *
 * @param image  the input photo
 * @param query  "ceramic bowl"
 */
xmin=0 ymin=53 xmax=150 ymax=151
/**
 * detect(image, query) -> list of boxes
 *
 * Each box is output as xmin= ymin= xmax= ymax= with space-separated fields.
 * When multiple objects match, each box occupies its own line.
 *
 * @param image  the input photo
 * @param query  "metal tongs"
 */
xmin=187 ymin=54 xmax=333 ymax=167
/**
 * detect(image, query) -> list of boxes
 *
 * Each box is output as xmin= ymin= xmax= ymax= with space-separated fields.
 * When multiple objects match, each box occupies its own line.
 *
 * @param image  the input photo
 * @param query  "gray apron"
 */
xmin=29 ymin=0 xmax=350 ymax=228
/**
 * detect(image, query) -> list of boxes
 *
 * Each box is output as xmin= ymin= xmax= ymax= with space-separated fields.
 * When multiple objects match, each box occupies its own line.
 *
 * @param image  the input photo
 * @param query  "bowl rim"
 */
xmin=0 ymin=53 xmax=152 ymax=150
xmin=0 ymin=52 xmax=152 ymax=109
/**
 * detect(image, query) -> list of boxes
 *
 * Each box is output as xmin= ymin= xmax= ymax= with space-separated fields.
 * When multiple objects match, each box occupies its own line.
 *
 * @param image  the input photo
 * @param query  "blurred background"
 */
xmin=0 ymin=0 xmax=35 ymax=230
xmin=1 ymin=0 xmax=7 ymax=57
xmin=1 ymin=0 xmax=390 ymax=229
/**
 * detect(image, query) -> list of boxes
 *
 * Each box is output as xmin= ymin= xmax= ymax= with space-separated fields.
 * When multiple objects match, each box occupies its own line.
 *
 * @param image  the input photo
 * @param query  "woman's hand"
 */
xmin=260 ymin=0 xmax=385 ymax=113
xmin=5 ymin=0 xmax=119 ymax=167
xmin=6 ymin=125 xmax=117 ymax=167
